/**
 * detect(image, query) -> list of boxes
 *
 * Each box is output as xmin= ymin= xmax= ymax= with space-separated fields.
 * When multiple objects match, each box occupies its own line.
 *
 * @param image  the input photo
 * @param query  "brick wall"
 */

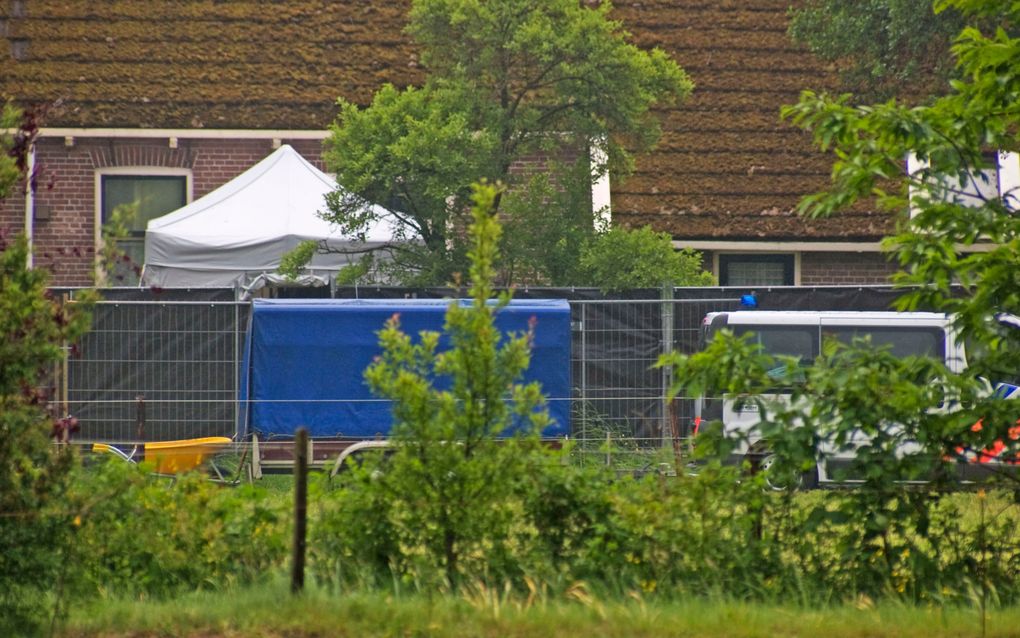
xmin=692 ymin=249 xmax=898 ymax=286
xmin=800 ymin=251 xmax=897 ymax=285
xmin=0 ymin=136 xmax=326 ymax=286
xmin=0 ymin=133 xmax=904 ymax=288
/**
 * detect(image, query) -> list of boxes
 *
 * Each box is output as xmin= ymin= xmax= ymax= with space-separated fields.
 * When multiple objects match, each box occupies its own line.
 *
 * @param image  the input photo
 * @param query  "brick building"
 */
xmin=1 ymin=0 xmax=899 ymax=288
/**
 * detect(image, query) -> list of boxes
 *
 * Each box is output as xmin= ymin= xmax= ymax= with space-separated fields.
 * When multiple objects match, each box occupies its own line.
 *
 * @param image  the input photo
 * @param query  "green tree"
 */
xmin=316 ymin=0 xmax=692 ymax=286
xmin=0 ymin=239 xmax=93 ymax=632
xmin=332 ymin=183 xmax=552 ymax=588
xmin=662 ymin=0 xmax=1020 ymax=600
xmin=576 ymin=226 xmax=715 ymax=292
xmin=788 ymin=0 xmax=966 ymax=99
xmin=0 ymin=102 xmax=22 ymax=197
xmin=0 ymin=107 xmax=94 ymax=633
xmin=782 ymin=0 xmax=1020 ymax=384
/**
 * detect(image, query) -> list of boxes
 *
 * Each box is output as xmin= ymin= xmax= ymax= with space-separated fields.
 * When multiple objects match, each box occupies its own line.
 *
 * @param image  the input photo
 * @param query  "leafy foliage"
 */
xmin=782 ymin=0 xmax=1020 ymax=386
xmin=315 ymin=184 xmax=555 ymax=588
xmin=0 ymin=102 xmax=21 ymax=198
xmin=276 ymin=239 xmax=319 ymax=280
xmin=0 ymin=235 xmax=94 ymax=633
xmin=576 ymin=226 xmax=715 ymax=291
xmin=97 ymin=201 xmax=144 ymax=285
xmin=0 ymin=105 xmax=96 ymax=632
xmin=67 ymin=459 xmax=288 ymax=598
xmin=788 ymin=0 xmax=966 ymax=99
xmin=660 ymin=0 xmax=1020 ymax=604
xmin=315 ymin=0 xmax=692 ymax=285
xmin=664 ymin=327 xmax=1010 ymax=598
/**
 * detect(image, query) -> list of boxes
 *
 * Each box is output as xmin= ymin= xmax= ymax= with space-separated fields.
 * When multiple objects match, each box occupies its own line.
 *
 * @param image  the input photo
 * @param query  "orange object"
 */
xmin=961 ymin=420 xmax=1020 ymax=464
xmin=143 ymin=437 xmax=232 ymax=474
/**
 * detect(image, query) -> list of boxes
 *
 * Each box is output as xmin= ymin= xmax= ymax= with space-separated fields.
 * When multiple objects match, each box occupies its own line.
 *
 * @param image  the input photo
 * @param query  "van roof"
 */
xmin=705 ymin=310 xmax=949 ymax=325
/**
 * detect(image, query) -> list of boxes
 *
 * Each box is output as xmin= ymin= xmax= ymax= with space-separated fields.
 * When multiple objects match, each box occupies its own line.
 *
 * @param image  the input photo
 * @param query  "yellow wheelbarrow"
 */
xmin=92 ymin=436 xmax=237 ymax=482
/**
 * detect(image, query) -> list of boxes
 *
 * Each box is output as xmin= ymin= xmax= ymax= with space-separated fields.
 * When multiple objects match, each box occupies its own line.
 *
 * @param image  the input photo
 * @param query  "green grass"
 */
xmin=63 ymin=582 xmax=1020 ymax=638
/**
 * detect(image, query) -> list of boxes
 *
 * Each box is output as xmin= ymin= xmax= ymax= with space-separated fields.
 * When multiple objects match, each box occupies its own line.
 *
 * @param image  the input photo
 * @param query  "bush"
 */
xmin=0 ymin=236 xmax=93 ymax=634
xmin=67 ymin=459 xmax=289 ymax=598
xmin=577 ymin=226 xmax=714 ymax=291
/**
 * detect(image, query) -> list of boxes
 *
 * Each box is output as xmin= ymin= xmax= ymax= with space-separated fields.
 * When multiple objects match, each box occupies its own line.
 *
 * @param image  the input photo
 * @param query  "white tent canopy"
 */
xmin=142 ymin=144 xmax=400 ymax=289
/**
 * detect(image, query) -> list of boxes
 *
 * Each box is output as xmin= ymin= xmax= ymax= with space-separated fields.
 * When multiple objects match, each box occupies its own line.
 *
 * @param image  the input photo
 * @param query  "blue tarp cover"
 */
xmin=240 ymin=298 xmax=571 ymax=438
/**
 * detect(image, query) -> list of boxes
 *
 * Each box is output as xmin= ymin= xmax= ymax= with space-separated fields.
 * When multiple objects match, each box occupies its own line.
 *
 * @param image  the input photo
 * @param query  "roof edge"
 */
xmin=22 ymin=127 xmax=330 ymax=140
xmin=673 ymin=239 xmax=998 ymax=253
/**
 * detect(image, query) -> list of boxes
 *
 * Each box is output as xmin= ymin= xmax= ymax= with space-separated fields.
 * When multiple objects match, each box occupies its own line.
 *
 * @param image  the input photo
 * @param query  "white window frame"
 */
xmin=713 ymin=251 xmax=801 ymax=287
xmin=907 ymin=151 xmax=1020 ymax=216
xmin=94 ymin=166 xmax=193 ymax=283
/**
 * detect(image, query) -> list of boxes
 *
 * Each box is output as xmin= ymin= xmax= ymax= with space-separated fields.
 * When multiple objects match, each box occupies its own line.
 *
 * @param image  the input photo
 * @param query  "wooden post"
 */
xmin=291 ymin=427 xmax=308 ymax=594
xmin=135 ymin=395 xmax=145 ymax=441
xmin=61 ymin=293 xmax=70 ymax=417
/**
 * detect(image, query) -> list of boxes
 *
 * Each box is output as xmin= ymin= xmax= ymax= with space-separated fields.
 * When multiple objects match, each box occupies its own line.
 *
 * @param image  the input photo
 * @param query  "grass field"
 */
xmin=63 ymin=582 xmax=1020 ymax=638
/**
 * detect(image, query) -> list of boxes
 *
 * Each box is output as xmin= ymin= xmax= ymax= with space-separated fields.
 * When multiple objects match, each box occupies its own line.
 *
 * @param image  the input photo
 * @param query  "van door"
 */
xmin=721 ymin=320 xmax=820 ymax=457
xmin=818 ymin=317 xmax=949 ymax=481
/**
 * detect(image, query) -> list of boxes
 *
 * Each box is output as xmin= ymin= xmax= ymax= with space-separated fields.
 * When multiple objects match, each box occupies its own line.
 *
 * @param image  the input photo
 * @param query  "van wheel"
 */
xmin=749 ymin=446 xmax=818 ymax=492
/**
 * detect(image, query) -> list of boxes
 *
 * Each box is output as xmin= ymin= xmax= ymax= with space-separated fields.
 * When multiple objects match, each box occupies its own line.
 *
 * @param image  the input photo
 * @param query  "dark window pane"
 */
xmin=729 ymin=325 xmax=816 ymax=383
xmin=733 ymin=326 xmax=818 ymax=361
xmin=825 ymin=327 xmax=945 ymax=359
xmin=101 ymin=175 xmax=187 ymax=285
xmin=102 ymin=175 xmax=187 ymax=236
xmin=719 ymin=254 xmax=794 ymax=286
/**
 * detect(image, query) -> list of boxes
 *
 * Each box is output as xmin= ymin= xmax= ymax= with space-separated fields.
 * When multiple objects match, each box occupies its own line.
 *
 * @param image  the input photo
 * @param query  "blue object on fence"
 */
xmin=739 ymin=293 xmax=758 ymax=308
xmin=239 ymin=298 xmax=571 ymax=439
xmin=995 ymin=382 xmax=1019 ymax=400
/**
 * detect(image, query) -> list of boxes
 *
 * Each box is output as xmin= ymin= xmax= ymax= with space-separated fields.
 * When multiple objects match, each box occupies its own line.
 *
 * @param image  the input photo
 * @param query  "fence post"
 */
xmin=134 ymin=395 xmax=145 ymax=441
xmin=233 ymin=301 xmax=240 ymax=441
xmin=579 ymin=302 xmax=588 ymax=456
xmin=660 ymin=284 xmax=675 ymax=450
xmin=60 ymin=292 xmax=70 ymax=417
xmin=291 ymin=427 xmax=308 ymax=594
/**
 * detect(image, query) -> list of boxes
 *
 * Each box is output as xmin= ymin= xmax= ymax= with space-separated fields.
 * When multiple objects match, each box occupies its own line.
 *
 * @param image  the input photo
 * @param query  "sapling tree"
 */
xmin=339 ymin=182 xmax=552 ymax=587
xmin=662 ymin=0 xmax=1020 ymax=601
xmin=0 ymin=103 xmax=95 ymax=633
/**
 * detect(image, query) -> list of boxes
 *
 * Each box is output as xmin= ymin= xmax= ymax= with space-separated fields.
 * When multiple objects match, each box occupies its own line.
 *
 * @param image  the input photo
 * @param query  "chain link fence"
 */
xmin=54 ymin=286 xmax=905 ymax=470
xmin=54 ymin=289 xmax=247 ymax=442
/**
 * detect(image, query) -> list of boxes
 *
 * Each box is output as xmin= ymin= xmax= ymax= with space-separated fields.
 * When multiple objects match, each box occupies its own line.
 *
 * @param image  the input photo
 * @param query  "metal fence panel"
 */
xmin=65 ymin=300 xmax=248 ymax=442
xmin=58 ymin=286 xmax=904 ymax=448
xmin=568 ymin=296 xmax=745 ymax=468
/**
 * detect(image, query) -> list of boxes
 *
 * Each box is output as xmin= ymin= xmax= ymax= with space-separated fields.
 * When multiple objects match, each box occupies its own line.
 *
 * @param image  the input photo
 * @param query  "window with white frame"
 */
xmin=718 ymin=254 xmax=795 ymax=286
xmin=97 ymin=169 xmax=190 ymax=285
xmin=907 ymin=151 xmax=1020 ymax=214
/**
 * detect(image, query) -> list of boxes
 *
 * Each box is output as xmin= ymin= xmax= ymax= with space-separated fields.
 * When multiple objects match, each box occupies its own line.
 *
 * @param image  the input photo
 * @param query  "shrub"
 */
xmin=0 ymin=236 xmax=93 ymax=634
xmin=577 ymin=226 xmax=714 ymax=291
xmin=67 ymin=459 xmax=289 ymax=598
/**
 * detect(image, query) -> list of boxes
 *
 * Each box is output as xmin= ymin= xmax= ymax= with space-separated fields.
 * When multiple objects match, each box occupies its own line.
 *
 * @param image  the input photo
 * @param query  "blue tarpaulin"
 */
xmin=240 ymin=298 xmax=571 ymax=438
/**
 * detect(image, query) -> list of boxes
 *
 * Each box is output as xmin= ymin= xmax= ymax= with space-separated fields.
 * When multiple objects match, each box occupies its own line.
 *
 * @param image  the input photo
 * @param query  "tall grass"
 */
xmin=65 ymin=581 xmax=1020 ymax=637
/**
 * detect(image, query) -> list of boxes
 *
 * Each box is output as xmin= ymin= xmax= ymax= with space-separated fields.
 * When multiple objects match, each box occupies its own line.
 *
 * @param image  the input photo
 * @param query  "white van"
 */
xmin=693 ymin=311 xmax=967 ymax=488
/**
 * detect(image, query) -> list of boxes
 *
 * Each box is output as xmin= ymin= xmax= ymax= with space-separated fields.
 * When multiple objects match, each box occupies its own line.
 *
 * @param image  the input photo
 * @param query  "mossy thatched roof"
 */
xmin=0 ymin=0 xmax=893 ymax=240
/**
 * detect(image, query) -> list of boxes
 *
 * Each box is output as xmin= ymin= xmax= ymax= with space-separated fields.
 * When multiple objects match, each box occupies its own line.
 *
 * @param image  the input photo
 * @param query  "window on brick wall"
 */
xmin=907 ymin=151 xmax=1020 ymax=214
xmin=718 ymin=254 xmax=795 ymax=286
xmin=98 ymin=171 xmax=189 ymax=285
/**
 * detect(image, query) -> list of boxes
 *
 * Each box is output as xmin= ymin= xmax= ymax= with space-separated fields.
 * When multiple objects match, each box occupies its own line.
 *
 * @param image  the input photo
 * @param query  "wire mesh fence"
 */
xmin=568 ymin=296 xmax=743 ymax=468
xmin=62 ymin=300 xmax=248 ymax=442
xmin=55 ymin=287 xmax=905 ymax=471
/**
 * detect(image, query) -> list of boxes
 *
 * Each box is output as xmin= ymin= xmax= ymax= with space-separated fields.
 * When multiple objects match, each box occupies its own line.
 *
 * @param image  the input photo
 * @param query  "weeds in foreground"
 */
xmin=64 ymin=580 xmax=1020 ymax=638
